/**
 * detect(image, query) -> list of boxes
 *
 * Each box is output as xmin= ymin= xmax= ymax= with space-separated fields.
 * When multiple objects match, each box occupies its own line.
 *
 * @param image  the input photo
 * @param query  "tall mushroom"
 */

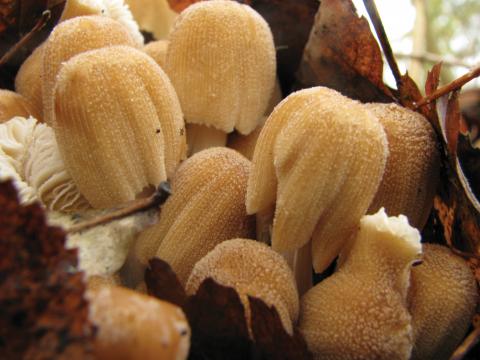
xmin=164 ymin=0 xmax=276 ymax=153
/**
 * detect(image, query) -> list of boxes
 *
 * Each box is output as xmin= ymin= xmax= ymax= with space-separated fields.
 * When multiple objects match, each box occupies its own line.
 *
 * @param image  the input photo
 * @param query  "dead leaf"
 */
xmin=145 ymin=258 xmax=187 ymax=308
xmin=0 ymin=180 xmax=95 ymax=359
xmin=296 ymin=0 xmax=393 ymax=103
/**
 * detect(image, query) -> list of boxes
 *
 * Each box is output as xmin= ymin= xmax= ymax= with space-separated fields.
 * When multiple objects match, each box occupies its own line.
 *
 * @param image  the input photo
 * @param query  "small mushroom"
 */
xmin=15 ymin=45 xmax=44 ymax=120
xmin=298 ymin=208 xmax=422 ymax=359
xmin=186 ymin=238 xmax=299 ymax=335
xmin=125 ymin=147 xmax=254 ymax=286
xmin=366 ymin=103 xmax=440 ymax=229
xmin=59 ymin=0 xmax=144 ymax=45
xmin=409 ymin=243 xmax=478 ymax=360
xmin=246 ymin=86 xmax=388 ymax=273
xmin=53 ymin=45 xmax=185 ymax=208
xmin=42 ymin=15 xmax=138 ymax=126
xmin=143 ymin=39 xmax=169 ymax=68
xmin=87 ymin=285 xmax=190 ymax=360
xmin=164 ymin=0 xmax=276 ymax=152
xmin=0 ymin=89 xmax=39 ymax=123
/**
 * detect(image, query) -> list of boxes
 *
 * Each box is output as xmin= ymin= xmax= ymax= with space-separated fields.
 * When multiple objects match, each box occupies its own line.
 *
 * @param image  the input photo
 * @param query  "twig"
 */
xmin=0 ymin=10 xmax=51 ymax=67
xmin=449 ymin=245 xmax=480 ymax=261
xmin=450 ymin=325 xmax=480 ymax=360
xmin=67 ymin=182 xmax=171 ymax=234
xmin=362 ymin=0 xmax=402 ymax=88
xmin=394 ymin=52 xmax=471 ymax=68
xmin=415 ymin=64 xmax=480 ymax=108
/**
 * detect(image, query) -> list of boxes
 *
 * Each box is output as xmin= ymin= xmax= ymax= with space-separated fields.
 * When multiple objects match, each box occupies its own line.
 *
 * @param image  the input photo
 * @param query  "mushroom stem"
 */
xmin=186 ymin=124 xmax=228 ymax=155
xmin=281 ymin=242 xmax=313 ymax=296
xmin=255 ymin=203 xmax=274 ymax=244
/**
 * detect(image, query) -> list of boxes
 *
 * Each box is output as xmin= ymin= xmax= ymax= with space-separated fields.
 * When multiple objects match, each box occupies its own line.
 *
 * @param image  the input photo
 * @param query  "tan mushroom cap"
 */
xmin=88 ymin=285 xmax=190 ymax=360
xmin=0 ymin=90 xmax=39 ymax=123
xmin=128 ymin=147 xmax=254 ymax=287
xmin=247 ymin=86 xmax=388 ymax=273
xmin=164 ymin=0 xmax=276 ymax=135
xmin=125 ymin=0 xmax=177 ymax=40
xmin=42 ymin=15 xmax=138 ymax=126
xmin=366 ymin=103 xmax=440 ymax=229
xmin=186 ymin=238 xmax=299 ymax=335
xmin=409 ymin=243 xmax=478 ymax=360
xmin=143 ymin=39 xmax=169 ymax=69
xmin=299 ymin=209 xmax=421 ymax=359
xmin=15 ymin=45 xmax=44 ymax=121
xmin=54 ymin=45 xmax=185 ymax=208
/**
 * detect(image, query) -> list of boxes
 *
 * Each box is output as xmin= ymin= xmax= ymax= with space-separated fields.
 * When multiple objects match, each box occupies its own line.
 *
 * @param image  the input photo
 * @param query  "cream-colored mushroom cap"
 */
xmin=366 ymin=103 xmax=440 ymax=229
xmin=186 ymin=238 xmax=299 ymax=335
xmin=15 ymin=45 xmax=44 ymax=120
xmin=87 ymin=285 xmax=190 ymax=360
xmin=247 ymin=86 xmax=388 ymax=273
xmin=299 ymin=208 xmax=421 ymax=360
xmin=164 ymin=0 xmax=276 ymax=135
xmin=0 ymin=90 xmax=39 ymax=123
xmin=42 ymin=15 xmax=138 ymax=126
xmin=54 ymin=45 xmax=185 ymax=208
xmin=127 ymin=147 xmax=254 ymax=287
xmin=409 ymin=243 xmax=478 ymax=360
xmin=143 ymin=39 xmax=169 ymax=69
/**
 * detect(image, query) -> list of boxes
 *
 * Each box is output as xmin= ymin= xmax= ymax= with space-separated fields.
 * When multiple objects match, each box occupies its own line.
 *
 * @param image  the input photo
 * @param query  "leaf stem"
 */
xmin=415 ymin=65 xmax=480 ymax=108
xmin=67 ymin=182 xmax=171 ymax=234
xmin=362 ymin=0 xmax=402 ymax=88
xmin=0 ymin=10 xmax=51 ymax=67
xmin=450 ymin=325 xmax=480 ymax=360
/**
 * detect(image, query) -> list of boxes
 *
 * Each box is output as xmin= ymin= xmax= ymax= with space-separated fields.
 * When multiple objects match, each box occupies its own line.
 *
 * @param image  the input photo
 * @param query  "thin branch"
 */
xmin=449 ymin=245 xmax=480 ymax=261
xmin=415 ymin=64 xmax=480 ymax=108
xmin=362 ymin=0 xmax=402 ymax=88
xmin=450 ymin=325 xmax=480 ymax=360
xmin=395 ymin=52 xmax=471 ymax=68
xmin=0 ymin=10 xmax=51 ymax=67
xmin=67 ymin=182 xmax=171 ymax=234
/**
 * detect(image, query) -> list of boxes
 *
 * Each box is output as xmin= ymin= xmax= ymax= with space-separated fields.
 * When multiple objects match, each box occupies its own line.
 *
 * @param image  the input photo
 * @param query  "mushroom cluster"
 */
xmin=0 ymin=1 xmax=478 ymax=359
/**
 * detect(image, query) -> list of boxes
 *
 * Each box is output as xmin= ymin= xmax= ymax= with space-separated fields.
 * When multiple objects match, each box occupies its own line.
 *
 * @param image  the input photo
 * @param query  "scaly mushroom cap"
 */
xmin=366 ymin=103 xmax=440 ymax=229
xmin=125 ymin=0 xmax=177 ymax=39
xmin=299 ymin=208 xmax=421 ymax=360
xmin=59 ymin=0 xmax=144 ymax=45
xmin=15 ymin=45 xmax=44 ymax=120
xmin=54 ymin=45 xmax=185 ymax=208
xmin=42 ymin=15 xmax=138 ymax=126
xmin=143 ymin=39 xmax=169 ymax=68
xmin=128 ymin=147 xmax=254 ymax=286
xmin=409 ymin=244 xmax=478 ymax=360
xmin=23 ymin=122 xmax=90 ymax=212
xmin=247 ymin=86 xmax=388 ymax=273
xmin=164 ymin=0 xmax=276 ymax=135
xmin=87 ymin=285 xmax=190 ymax=360
xmin=0 ymin=89 xmax=39 ymax=123
xmin=186 ymin=238 xmax=299 ymax=335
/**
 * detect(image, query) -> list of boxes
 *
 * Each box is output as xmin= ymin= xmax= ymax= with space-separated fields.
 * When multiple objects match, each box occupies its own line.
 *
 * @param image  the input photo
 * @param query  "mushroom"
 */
xmin=14 ymin=45 xmax=44 ymax=120
xmin=53 ymin=45 xmax=185 ymax=208
xmin=124 ymin=147 xmax=254 ymax=287
xmin=366 ymin=103 xmax=440 ymax=229
xmin=164 ymin=0 xmax=276 ymax=153
xmin=143 ymin=39 xmax=169 ymax=68
xmin=186 ymin=238 xmax=299 ymax=335
xmin=59 ymin=0 xmax=144 ymax=45
xmin=409 ymin=243 xmax=478 ymax=360
xmin=298 ymin=208 xmax=422 ymax=359
xmin=0 ymin=89 xmax=39 ymax=123
xmin=87 ymin=285 xmax=190 ymax=360
xmin=125 ymin=0 xmax=177 ymax=40
xmin=42 ymin=15 xmax=138 ymax=126
xmin=246 ymin=86 xmax=388 ymax=274
xmin=227 ymin=118 xmax=266 ymax=161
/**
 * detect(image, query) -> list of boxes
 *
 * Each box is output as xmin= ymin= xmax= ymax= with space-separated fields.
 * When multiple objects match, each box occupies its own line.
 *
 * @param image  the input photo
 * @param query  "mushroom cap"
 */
xmin=366 ymin=103 xmax=440 ymax=229
xmin=130 ymin=147 xmax=254 ymax=286
xmin=186 ymin=238 xmax=299 ymax=335
xmin=143 ymin=39 xmax=169 ymax=69
xmin=409 ymin=243 xmax=478 ymax=360
xmin=54 ymin=45 xmax=185 ymax=208
xmin=42 ymin=15 xmax=138 ymax=126
xmin=0 ymin=89 xmax=39 ymax=123
xmin=125 ymin=0 xmax=177 ymax=39
xmin=164 ymin=0 xmax=276 ymax=135
xmin=87 ymin=285 xmax=190 ymax=360
xmin=299 ymin=209 xmax=421 ymax=359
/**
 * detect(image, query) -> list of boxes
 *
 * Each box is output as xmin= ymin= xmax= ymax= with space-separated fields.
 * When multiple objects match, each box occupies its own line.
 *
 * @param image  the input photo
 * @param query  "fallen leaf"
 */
xmin=0 ymin=180 xmax=95 ymax=359
xmin=296 ymin=0 xmax=393 ymax=103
